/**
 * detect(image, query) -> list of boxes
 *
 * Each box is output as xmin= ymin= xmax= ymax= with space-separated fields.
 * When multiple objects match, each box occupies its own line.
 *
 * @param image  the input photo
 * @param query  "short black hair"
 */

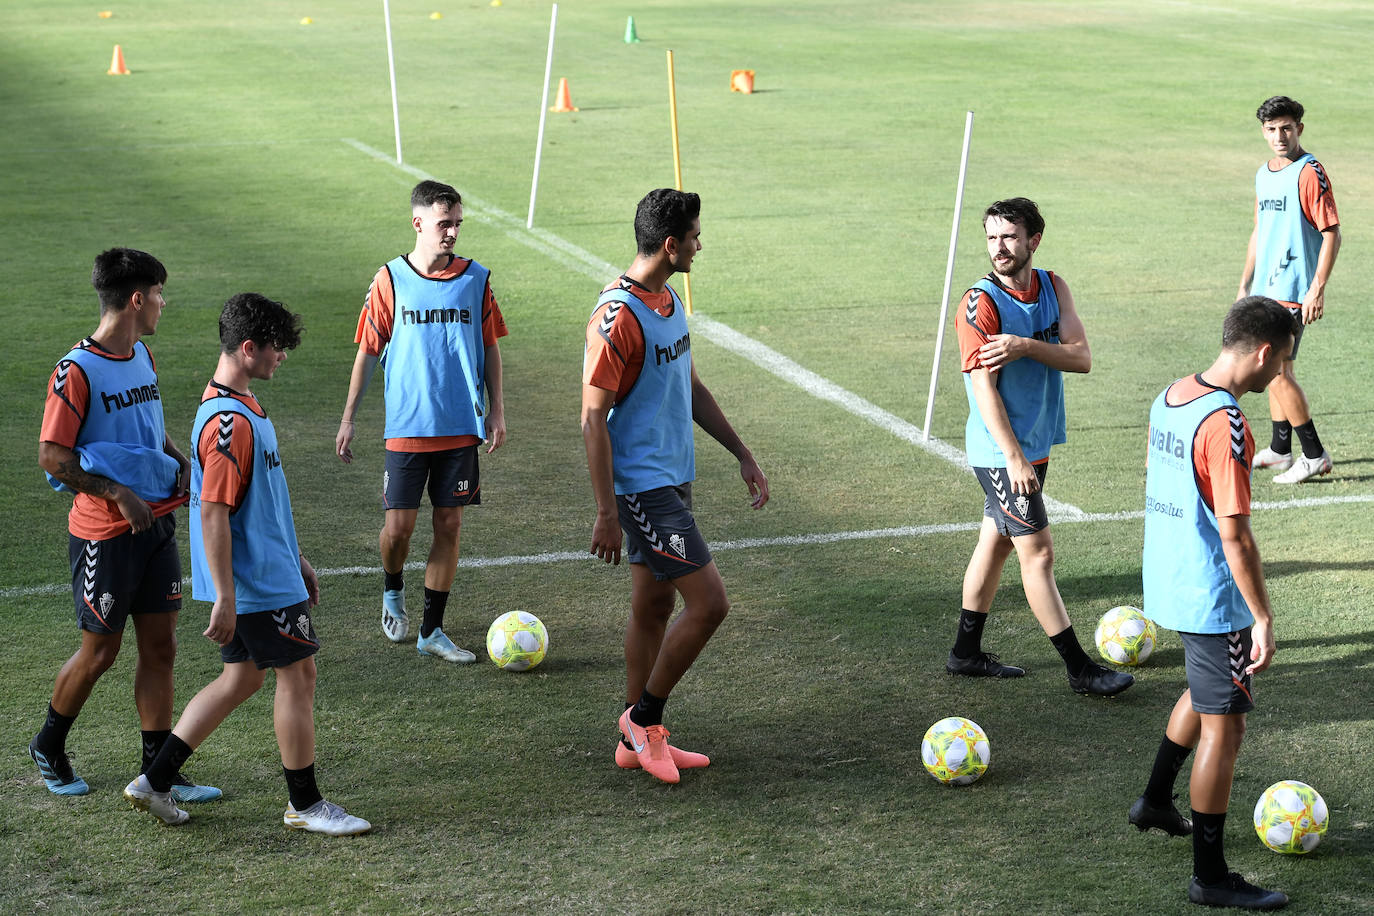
xmin=1256 ymin=96 xmax=1304 ymax=123
xmin=1222 ymin=296 xmax=1297 ymax=352
xmin=634 ymin=189 xmax=701 ymax=256
xmin=982 ymin=198 xmax=1045 ymax=238
xmin=411 ymin=180 xmax=461 ymax=211
xmin=90 ymin=248 xmax=167 ymax=313
xmin=219 ymin=293 xmax=303 ymax=353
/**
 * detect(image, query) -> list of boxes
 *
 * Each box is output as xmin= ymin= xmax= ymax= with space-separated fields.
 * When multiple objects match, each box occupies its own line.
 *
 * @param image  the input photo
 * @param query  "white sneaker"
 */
xmin=284 ymin=798 xmax=372 ymax=836
xmin=382 ymin=588 xmax=409 ymax=642
xmin=1273 ymin=450 xmax=1331 ymax=484
xmin=124 ymin=774 xmax=189 ymax=826
xmin=416 ymin=627 xmax=477 ymax=663
xmin=1252 ymin=446 xmax=1293 ymax=471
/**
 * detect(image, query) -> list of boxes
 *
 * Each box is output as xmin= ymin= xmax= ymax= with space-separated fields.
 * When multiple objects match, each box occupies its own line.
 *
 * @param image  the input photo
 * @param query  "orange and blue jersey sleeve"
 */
xmin=1194 ymin=407 xmax=1253 ymax=518
xmin=583 ymin=294 xmax=646 ymax=402
xmin=40 ymin=359 xmax=89 ymax=448
xmin=482 ymin=279 xmax=508 ymax=346
xmin=1299 ymin=159 xmax=1339 ymax=232
xmin=197 ymin=410 xmax=255 ymax=510
xmin=355 ymin=266 xmax=395 ymax=357
xmin=956 ymin=287 xmax=1001 ymax=372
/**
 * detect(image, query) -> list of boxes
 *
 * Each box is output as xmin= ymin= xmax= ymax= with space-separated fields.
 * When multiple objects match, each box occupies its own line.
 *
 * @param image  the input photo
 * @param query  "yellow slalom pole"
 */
xmin=666 ymin=49 xmax=693 ymax=314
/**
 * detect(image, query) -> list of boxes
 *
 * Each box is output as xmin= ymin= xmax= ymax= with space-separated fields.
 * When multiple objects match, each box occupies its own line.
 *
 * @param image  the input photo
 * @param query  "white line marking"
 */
xmin=5 ymin=493 xmax=1370 ymax=600
xmin=340 ymin=138 xmax=1085 ymax=517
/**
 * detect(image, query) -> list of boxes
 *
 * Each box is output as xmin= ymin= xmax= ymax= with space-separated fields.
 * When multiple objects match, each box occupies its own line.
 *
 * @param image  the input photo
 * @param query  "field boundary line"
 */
xmin=338 ymin=139 xmax=1089 ymax=517
xmin=5 ymin=493 xmax=1371 ymax=600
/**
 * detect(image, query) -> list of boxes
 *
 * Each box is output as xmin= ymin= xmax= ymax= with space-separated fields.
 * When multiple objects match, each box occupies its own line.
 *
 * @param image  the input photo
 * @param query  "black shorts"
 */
xmin=618 ymin=484 xmax=713 ymax=582
xmin=221 ymin=601 xmax=320 ymax=669
xmin=384 ymin=446 xmax=481 ymax=510
xmin=1181 ymin=628 xmax=1254 ymax=715
xmin=1285 ymin=307 xmax=1305 ymax=360
xmin=69 ymin=513 xmax=182 ymax=634
xmin=973 ymin=463 xmax=1050 ymax=537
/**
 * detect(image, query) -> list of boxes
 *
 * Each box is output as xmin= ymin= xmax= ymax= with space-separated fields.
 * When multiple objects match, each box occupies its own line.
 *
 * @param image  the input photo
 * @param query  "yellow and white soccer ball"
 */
xmin=921 ymin=716 xmax=990 ymax=786
xmin=486 ymin=611 xmax=548 ymax=671
xmin=1254 ymin=780 xmax=1328 ymax=854
xmin=1094 ymin=605 xmax=1157 ymax=666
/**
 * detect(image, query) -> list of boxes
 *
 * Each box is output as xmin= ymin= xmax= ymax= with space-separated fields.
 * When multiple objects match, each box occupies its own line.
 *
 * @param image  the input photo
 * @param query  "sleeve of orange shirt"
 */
xmin=583 ymin=298 xmax=646 ymax=402
xmin=482 ymin=279 xmax=509 ymax=346
xmin=39 ymin=359 xmax=89 ymax=448
xmin=354 ymin=266 xmax=395 ymax=357
xmin=1299 ymin=160 xmax=1339 ymax=232
xmin=1193 ymin=406 xmax=1253 ymax=518
xmin=956 ymin=287 xmax=1002 ymax=372
xmin=197 ymin=411 xmax=255 ymax=510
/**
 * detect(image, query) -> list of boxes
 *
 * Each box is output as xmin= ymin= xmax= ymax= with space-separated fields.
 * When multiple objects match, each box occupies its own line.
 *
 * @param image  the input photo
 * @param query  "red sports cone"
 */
xmin=107 ymin=44 xmax=130 ymax=75
xmin=549 ymin=77 xmax=578 ymax=112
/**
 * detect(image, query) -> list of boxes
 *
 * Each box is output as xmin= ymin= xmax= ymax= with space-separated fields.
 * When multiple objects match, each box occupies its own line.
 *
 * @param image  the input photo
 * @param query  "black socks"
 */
xmin=952 ymin=608 xmax=987 ymax=659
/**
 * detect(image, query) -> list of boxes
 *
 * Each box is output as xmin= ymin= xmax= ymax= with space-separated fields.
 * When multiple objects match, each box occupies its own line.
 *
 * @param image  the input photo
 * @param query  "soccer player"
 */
xmin=31 ymin=248 xmax=219 ymax=804
xmin=125 ymin=293 xmax=370 ymax=835
xmin=336 ymin=180 xmax=508 ymax=663
xmin=1128 ymin=296 xmax=1295 ymax=910
xmin=582 ymin=188 xmax=769 ymax=784
xmin=1238 ymin=95 xmax=1341 ymax=484
xmin=948 ymin=198 xmax=1132 ymax=697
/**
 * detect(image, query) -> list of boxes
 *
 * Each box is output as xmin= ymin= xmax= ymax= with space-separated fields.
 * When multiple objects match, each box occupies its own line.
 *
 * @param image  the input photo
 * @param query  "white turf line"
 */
xmin=341 ymin=137 xmax=1086 ymax=526
xmin=4 ymin=494 xmax=1372 ymax=601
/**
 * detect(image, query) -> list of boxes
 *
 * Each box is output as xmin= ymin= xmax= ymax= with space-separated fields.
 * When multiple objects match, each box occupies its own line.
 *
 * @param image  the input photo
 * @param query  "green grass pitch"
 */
xmin=1 ymin=1 xmax=1372 ymax=912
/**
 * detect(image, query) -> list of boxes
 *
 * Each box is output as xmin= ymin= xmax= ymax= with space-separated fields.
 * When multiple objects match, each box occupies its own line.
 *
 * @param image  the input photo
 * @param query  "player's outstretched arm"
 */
xmin=580 ymin=384 xmax=622 ymax=564
xmin=336 ymin=348 xmax=379 ymax=464
xmin=1218 ymin=513 xmax=1276 ymax=674
xmin=199 ymin=500 xmax=238 ymax=646
xmin=968 ymin=369 xmax=1038 ymax=496
xmin=689 ymin=365 xmax=769 ymax=509
xmin=483 ymin=342 xmax=506 ymax=454
xmin=39 ymin=440 xmax=154 ymax=533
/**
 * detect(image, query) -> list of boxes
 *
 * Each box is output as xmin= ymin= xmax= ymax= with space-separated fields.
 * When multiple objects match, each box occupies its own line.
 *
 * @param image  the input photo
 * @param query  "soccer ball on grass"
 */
xmin=486 ymin=611 xmax=549 ymax=671
xmin=1254 ymin=780 xmax=1328 ymax=854
xmin=921 ymin=716 xmax=990 ymax=786
xmin=1094 ymin=605 xmax=1157 ymax=666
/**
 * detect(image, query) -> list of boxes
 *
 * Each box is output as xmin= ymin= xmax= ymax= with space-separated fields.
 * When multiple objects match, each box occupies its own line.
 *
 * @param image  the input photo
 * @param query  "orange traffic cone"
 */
xmin=549 ymin=77 xmax=578 ymax=112
xmin=730 ymin=69 xmax=754 ymax=94
xmin=107 ymin=44 xmax=130 ymax=75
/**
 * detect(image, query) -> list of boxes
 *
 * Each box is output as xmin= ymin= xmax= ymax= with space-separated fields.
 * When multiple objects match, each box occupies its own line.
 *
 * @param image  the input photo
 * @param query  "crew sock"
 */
xmin=1050 ymin=625 xmax=1091 ymax=678
xmin=1293 ymin=421 xmax=1324 ymax=460
xmin=421 ymin=588 xmax=449 ymax=639
xmin=1192 ymin=810 xmax=1228 ymax=885
xmin=952 ymin=608 xmax=987 ymax=659
xmin=146 ymin=733 xmax=194 ymax=793
xmin=384 ymin=570 xmax=404 ymax=594
xmin=285 ymin=763 xmax=323 ymax=812
xmin=628 ymin=690 xmax=667 ymax=729
xmin=141 ymin=728 xmax=171 ymax=773
xmin=1143 ymin=736 xmax=1192 ymax=807
xmin=33 ymin=704 xmax=77 ymax=757
xmin=1269 ymin=420 xmax=1292 ymax=456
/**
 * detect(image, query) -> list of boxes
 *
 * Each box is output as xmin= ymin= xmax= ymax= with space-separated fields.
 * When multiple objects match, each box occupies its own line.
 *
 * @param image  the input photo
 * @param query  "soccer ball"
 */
xmin=486 ymin=611 xmax=548 ymax=671
xmin=1094 ymin=605 xmax=1157 ymax=666
xmin=1254 ymin=780 xmax=1328 ymax=854
xmin=921 ymin=716 xmax=990 ymax=786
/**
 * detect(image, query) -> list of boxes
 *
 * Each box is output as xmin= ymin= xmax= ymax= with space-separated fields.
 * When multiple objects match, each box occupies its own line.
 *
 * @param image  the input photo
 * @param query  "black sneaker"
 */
xmin=1068 ymin=662 xmax=1134 ymax=696
xmin=946 ymin=651 xmax=1025 ymax=678
xmin=1188 ymin=873 xmax=1288 ymax=910
xmin=1129 ymin=794 xmax=1192 ymax=836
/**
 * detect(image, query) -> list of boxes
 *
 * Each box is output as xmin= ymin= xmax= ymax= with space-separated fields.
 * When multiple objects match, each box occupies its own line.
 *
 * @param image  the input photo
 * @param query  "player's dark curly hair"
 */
xmin=982 ymin=198 xmax=1045 ymax=238
xmin=219 ymin=293 xmax=303 ymax=353
xmin=1223 ymin=296 xmax=1298 ymax=352
xmin=634 ymin=188 xmax=701 ymax=256
xmin=1256 ymin=96 xmax=1303 ymax=123
xmin=91 ymin=248 xmax=167 ymax=313
xmin=411 ymin=180 xmax=461 ymax=210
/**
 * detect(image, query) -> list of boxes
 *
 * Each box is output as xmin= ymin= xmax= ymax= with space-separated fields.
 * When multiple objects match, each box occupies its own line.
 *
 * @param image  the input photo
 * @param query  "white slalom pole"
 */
xmin=527 ymin=4 xmax=558 ymax=229
xmin=922 ymin=110 xmax=974 ymax=441
xmin=382 ymin=0 xmax=403 ymax=164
